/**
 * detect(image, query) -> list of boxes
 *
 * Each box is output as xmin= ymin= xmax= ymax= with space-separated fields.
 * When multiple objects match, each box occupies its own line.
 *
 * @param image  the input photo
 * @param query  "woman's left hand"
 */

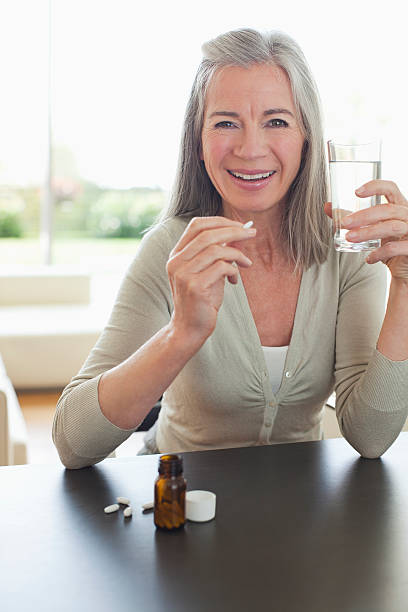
xmin=324 ymin=180 xmax=408 ymax=281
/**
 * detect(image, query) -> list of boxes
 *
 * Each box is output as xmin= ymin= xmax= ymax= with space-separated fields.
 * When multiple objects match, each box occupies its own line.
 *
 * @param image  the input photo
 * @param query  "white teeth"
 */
xmin=230 ymin=171 xmax=274 ymax=180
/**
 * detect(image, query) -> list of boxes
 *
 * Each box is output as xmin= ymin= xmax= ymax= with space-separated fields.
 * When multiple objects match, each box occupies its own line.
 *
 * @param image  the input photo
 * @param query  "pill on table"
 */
xmin=142 ymin=501 xmax=154 ymax=511
xmin=124 ymin=506 xmax=133 ymax=518
xmin=104 ymin=503 xmax=120 ymax=514
xmin=117 ymin=497 xmax=130 ymax=505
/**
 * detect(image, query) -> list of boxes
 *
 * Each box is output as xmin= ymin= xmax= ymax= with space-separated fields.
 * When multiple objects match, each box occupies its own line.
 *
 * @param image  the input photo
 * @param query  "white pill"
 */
xmin=104 ymin=503 xmax=120 ymax=514
xmin=142 ymin=501 xmax=154 ymax=511
xmin=242 ymin=220 xmax=254 ymax=229
xmin=117 ymin=496 xmax=130 ymax=505
xmin=123 ymin=506 xmax=133 ymax=518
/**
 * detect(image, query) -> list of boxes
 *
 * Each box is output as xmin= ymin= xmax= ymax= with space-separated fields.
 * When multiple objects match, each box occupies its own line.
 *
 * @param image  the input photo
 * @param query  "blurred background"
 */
xmin=1 ymin=0 xmax=407 ymax=270
xmin=1 ymin=0 xmax=407 ymax=464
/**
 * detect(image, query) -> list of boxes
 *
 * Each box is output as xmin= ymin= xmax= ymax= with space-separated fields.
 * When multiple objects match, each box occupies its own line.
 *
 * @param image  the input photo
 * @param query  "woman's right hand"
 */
xmin=166 ymin=216 xmax=256 ymax=345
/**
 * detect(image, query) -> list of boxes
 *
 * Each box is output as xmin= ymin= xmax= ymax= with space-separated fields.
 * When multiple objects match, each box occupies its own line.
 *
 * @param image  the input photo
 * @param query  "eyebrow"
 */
xmin=209 ymin=108 xmax=295 ymax=119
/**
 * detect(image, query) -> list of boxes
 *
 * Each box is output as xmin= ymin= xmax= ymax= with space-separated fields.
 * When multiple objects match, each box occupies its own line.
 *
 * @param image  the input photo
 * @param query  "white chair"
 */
xmin=0 ymin=354 xmax=28 ymax=465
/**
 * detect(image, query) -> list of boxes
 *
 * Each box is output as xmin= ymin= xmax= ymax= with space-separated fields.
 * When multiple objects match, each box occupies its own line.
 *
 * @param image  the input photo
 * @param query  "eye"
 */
xmin=267 ymin=118 xmax=289 ymax=128
xmin=214 ymin=121 xmax=236 ymax=129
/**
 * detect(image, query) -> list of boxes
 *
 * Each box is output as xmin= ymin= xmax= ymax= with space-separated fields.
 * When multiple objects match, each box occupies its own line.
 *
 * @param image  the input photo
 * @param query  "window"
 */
xmin=1 ymin=0 xmax=407 ymax=274
xmin=0 ymin=1 xmax=48 ymax=264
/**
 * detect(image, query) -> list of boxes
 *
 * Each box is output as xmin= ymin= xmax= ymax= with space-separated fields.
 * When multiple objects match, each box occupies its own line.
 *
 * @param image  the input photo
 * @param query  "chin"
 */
xmin=226 ymin=196 xmax=283 ymax=214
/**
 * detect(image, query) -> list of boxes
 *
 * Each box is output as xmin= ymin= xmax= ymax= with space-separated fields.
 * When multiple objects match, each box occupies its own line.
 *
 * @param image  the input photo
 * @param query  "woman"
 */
xmin=53 ymin=29 xmax=408 ymax=469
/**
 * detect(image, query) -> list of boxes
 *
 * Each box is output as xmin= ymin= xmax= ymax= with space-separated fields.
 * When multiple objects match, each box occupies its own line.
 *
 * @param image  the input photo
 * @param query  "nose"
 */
xmin=233 ymin=125 xmax=269 ymax=160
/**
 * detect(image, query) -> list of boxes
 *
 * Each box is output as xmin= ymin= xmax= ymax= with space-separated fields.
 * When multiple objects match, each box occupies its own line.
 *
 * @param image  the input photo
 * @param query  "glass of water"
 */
xmin=328 ymin=140 xmax=381 ymax=252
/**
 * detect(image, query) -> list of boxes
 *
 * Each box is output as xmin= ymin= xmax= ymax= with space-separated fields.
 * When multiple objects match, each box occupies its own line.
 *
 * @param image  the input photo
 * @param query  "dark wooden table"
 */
xmin=2 ymin=435 xmax=408 ymax=612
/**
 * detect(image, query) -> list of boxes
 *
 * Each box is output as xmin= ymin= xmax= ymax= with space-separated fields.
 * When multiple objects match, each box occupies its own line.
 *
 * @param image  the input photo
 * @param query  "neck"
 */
xmin=222 ymin=201 xmax=287 ymax=267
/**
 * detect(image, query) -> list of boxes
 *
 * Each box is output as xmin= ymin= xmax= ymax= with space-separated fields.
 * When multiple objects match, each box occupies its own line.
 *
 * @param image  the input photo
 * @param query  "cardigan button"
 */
xmin=285 ymin=371 xmax=292 ymax=378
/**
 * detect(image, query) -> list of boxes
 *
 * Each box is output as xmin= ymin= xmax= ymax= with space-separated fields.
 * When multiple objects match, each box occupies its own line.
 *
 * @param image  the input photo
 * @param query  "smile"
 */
xmin=227 ymin=170 xmax=276 ymax=181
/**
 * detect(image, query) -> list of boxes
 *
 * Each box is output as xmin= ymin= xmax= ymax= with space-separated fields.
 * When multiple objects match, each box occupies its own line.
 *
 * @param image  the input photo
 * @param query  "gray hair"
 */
xmin=162 ymin=28 xmax=331 ymax=269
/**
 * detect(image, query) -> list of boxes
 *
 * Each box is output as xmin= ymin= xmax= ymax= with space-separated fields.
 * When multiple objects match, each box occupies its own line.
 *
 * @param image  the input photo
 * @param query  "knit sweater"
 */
xmin=53 ymin=216 xmax=408 ymax=468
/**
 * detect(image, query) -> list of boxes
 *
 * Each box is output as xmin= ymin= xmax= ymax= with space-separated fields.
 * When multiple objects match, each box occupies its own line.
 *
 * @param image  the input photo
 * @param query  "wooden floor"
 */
xmin=18 ymin=391 xmax=61 ymax=465
xmin=18 ymin=391 xmax=144 ymax=465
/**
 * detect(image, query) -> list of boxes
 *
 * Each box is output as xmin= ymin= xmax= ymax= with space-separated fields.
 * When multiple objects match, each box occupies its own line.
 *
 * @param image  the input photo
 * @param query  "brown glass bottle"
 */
xmin=154 ymin=454 xmax=186 ymax=530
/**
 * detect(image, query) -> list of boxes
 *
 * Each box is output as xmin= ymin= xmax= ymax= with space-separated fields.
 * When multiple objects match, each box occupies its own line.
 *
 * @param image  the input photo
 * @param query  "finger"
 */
xmin=194 ymin=244 xmax=253 ymax=270
xmin=342 ymin=203 xmax=408 ymax=229
xmin=173 ymin=244 xmax=253 ymax=275
xmin=355 ymin=180 xmax=407 ymax=205
xmin=346 ymin=219 xmax=408 ymax=243
xmin=365 ymin=240 xmax=408 ymax=264
xmin=176 ymin=225 xmax=256 ymax=261
xmin=172 ymin=216 xmax=246 ymax=255
xmin=194 ymin=260 xmax=239 ymax=288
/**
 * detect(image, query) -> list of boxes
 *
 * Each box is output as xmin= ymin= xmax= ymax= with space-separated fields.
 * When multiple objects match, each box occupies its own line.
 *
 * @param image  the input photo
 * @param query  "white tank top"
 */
xmin=261 ymin=345 xmax=289 ymax=395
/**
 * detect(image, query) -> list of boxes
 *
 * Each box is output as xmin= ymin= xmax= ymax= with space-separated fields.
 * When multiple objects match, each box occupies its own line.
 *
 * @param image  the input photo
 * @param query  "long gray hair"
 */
xmin=162 ymin=28 xmax=331 ymax=269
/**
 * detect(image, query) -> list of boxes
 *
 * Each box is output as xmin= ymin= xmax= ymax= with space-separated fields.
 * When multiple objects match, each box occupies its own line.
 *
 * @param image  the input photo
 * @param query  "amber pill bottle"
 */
xmin=154 ymin=454 xmax=186 ymax=530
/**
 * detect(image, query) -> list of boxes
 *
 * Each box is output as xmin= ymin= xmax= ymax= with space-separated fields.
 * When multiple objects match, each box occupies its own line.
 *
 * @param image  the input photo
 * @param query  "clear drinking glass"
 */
xmin=328 ymin=140 xmax=381 ymax=252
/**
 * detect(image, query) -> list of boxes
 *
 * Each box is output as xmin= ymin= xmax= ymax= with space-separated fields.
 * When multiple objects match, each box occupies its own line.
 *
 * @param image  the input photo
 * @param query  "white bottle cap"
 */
xmin=186 ymin=490 xmax=216 ymax=522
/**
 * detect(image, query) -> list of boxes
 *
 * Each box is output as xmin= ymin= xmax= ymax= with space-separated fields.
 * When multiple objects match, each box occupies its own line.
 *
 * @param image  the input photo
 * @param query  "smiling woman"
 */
xmin=52 ymin=28 xmax=408 ymax=470
xmin=200 ymin=64 xmax=304 ymax=220
xmin=165 ymin=29 xmax=330 ymax=270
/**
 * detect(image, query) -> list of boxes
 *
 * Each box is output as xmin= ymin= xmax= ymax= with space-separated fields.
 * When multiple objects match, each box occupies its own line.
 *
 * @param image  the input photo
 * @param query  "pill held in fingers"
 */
xmin=104 ymin=504 xmax=120 ymax=514
xmin=242 ymin=220 xmax=254 ymax=229
xmin=221 ymin=221 xmax=255 ymax=247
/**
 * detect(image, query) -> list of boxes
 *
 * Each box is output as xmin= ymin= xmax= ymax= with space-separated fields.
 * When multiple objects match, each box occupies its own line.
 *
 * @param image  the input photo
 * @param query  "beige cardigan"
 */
xmin=53 ymin=216 xmax=408 ymax=468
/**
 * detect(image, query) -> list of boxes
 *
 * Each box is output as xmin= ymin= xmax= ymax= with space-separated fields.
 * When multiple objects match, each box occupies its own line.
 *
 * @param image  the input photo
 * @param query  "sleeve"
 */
xmin=334 ymin=255 xmax=408 ymax=458
xmin=52 ymin=221 xmax=178 ymax=469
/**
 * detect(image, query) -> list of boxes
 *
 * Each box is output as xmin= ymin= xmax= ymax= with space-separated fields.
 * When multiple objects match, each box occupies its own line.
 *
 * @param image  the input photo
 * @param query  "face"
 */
xmin=201 ymin=63 xmax=305 ymax=218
